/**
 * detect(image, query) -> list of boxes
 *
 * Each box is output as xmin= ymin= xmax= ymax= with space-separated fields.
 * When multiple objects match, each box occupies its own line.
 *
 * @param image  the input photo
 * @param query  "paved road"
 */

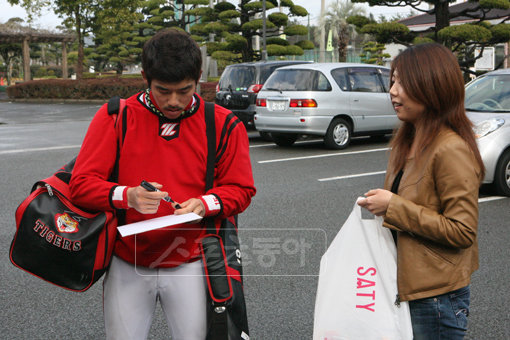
xmin=0 ymin=101 xmax=509 ymax=339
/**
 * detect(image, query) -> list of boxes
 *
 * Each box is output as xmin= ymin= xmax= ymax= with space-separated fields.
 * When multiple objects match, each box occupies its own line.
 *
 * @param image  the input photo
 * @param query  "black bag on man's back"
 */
xmin=9 ymin=97 xmax=126 ymax=292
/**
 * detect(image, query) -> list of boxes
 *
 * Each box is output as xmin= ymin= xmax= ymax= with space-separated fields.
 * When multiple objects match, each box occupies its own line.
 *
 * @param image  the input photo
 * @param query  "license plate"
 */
xmin=269 ymin=100 xmax=286 ymax=111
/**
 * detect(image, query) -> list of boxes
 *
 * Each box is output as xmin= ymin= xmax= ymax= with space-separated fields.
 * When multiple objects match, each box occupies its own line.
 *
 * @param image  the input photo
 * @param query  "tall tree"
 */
xmin=138 ymin=0 xmax=211 ymax=35
xmin=321 ymin=0 xmax=366 ymax=61
xmin=199 ymin=0 xmax=313 ymax=63
xmin=350 ymin=0 xmax=510 ymax=74
xmin=90 ymin=0 xmax=143 ymax=74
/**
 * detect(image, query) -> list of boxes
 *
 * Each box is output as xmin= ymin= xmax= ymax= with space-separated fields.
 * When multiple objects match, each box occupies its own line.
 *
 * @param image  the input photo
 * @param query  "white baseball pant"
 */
xmin=103 ymin=256 xmax=208 ymax=340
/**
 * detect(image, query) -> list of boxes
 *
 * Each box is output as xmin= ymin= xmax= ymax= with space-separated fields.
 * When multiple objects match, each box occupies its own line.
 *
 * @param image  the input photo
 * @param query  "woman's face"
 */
xmin=390 ymin=70 xmax=426 ymax=125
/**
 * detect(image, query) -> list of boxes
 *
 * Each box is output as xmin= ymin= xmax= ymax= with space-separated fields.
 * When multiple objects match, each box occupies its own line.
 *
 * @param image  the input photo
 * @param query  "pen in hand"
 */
xmin=140 ymin=180 xmax=182 ymax=209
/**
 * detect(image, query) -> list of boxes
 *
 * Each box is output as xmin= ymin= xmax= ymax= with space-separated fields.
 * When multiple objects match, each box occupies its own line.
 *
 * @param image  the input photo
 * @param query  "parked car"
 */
xmin=465 ymin=68 xmax=510 ymax=196
xmin=215 ymin=60 xmax=313 ymax=130
xmin=253 ymin=63 xmax=397 ymax=149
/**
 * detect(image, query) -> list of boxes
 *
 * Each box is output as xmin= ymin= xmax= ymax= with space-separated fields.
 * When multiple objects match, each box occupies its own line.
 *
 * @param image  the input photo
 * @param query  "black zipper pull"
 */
xmin=394 ymin=294 xmax=401 ymax=307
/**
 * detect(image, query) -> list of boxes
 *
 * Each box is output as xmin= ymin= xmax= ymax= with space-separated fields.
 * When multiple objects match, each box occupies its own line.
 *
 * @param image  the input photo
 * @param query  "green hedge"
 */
xmin=5 ymin=78 xmax=219 ymax=102
xmin=6 ymin=78 xmax=147 ymax=100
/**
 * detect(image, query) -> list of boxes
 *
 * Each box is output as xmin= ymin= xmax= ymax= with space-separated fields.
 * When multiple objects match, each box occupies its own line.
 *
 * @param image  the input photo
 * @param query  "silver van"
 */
xmin=254 ymin=63 xmax=397 ymax=149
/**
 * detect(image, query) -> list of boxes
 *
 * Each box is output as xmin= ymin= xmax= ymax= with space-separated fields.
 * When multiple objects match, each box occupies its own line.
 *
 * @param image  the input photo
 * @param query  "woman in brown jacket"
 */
xmin=358 ymin=43 xmax=484 ymax=340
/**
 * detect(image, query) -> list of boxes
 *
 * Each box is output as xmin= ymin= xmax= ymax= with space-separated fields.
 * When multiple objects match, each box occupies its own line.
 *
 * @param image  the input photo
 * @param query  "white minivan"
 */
xmin=254 ymin=63 xmax=397 ymax=149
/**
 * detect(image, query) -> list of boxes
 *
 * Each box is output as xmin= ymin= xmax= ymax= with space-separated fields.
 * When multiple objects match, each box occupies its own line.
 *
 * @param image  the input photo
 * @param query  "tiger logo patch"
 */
xmin=55 ymin=213 xmax=79 ymax=233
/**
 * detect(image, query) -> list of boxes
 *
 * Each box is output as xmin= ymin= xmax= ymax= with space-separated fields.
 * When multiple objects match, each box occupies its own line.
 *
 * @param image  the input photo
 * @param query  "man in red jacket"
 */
xmin=70 ymin=29 xmax=256 ymax=340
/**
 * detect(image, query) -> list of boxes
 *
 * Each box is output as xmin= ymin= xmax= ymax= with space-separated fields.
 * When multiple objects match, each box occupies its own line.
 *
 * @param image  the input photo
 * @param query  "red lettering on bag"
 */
xmin=357 ymin=278 xmax=376 ymax=289
xmin=357 ymin=291 xmax=376 ymax=300
xmin=356 ymin=303 xmax=375 ymax=312
xmin=356 ymin=266 xmax=377 ymax=312
xmin=357 ymin=266 xmax=376 ymax=276
xmin=39 ymin=226 xmax=49 ymax=237
xmin=45 ymin=231 xmax=55 ymax=242
xmin=72 ymin=241 xmax=82 ymax=251
xmin=53 ymin=235 xmax=62 ymax=247
xmin=32 ymin=219 xmax=81 ymax=252
xmin=34 ymin=220 xmax=45 ymax=233
xmin=62 ymin=238 xmax=72 ymax=250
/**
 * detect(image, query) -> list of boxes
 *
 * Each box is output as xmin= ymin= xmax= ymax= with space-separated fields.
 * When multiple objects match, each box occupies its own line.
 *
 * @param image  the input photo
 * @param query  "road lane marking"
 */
xmin=478 ymin=196 xmax=507 ymax=203
xmin=250 ymin=143 xmax=275 ymax=148
xmin=318 ymin=170 xmax=386 ymax=182
xmin=0 ymin=145 xmax=81 ymax=155
xmin=258 ymin=147 xmax=389 ymax=164
xmin=250 ymin=139 xmax=323 ymax=149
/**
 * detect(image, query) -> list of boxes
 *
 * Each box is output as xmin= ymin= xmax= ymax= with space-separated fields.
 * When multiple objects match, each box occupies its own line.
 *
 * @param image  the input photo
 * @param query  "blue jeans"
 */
xmin=409 ymin=286 xmax=470 ymax=340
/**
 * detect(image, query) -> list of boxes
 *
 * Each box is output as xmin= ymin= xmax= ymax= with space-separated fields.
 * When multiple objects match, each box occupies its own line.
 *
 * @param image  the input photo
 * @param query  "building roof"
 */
xmin=399 ymin=1 xmax=510 ymax=31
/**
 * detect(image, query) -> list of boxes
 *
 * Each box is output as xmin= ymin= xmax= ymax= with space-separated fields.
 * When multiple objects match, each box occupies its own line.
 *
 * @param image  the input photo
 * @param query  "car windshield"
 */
xmin=465 ymin=74 xmax=510 ymax=112
xmin=263 ymin=69 xmax=332 ymax=91
xmin=218 ymin=66 xmax=255 ymax=91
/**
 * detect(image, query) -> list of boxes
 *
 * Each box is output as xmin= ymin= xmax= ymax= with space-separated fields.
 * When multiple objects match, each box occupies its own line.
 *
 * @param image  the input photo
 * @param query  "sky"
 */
xmin=0 ymin=0 xmax=421 ymax=30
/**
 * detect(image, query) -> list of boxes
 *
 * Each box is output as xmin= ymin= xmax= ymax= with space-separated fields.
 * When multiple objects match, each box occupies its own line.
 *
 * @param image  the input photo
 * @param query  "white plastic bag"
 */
xmin=313 ymin=198 xmax=413 ymax=340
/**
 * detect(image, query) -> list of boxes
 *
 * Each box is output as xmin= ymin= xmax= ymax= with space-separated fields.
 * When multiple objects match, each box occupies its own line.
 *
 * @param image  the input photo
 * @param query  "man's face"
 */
xmin=147 ymin=77 xmax=197 ymax=119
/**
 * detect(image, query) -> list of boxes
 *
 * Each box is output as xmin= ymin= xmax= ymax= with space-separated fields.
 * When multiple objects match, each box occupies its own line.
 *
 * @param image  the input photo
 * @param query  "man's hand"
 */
xmin=357 ymin=189 xmax=393 ymax=216
xmin=173 ymin=198 xmax=205 ymax=217
xmin=127 ymin=182 xmax=168 ymax=214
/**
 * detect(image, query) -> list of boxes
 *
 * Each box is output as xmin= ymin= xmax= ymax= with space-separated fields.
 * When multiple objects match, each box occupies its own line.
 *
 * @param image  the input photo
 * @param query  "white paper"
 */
xmin=117 ymin=213 xmax=202 ymax=237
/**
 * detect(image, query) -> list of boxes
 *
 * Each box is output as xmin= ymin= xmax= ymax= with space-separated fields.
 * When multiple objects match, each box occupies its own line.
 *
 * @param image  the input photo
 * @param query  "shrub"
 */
xmin=6 ymin=78 xmax=147 ymax=100
xmin=5 ymin=78 xmax=218 ymax=102
xmin=199 ymin=81 xmax=218 ymax=102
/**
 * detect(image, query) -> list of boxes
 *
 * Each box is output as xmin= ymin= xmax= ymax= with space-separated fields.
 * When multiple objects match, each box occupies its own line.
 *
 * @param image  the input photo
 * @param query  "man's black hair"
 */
xmin=142 ymin=29 xmax=202 ymax=85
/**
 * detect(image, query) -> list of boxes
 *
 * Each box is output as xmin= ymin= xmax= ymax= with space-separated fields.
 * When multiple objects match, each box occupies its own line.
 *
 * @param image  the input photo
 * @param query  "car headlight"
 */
xmin=473 ymin=118 xmax=505 ymax=138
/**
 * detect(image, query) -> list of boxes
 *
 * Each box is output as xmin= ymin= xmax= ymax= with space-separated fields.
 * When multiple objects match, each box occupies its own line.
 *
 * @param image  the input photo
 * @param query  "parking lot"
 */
xmin=0 ymin=101 xmax=509 ymax=339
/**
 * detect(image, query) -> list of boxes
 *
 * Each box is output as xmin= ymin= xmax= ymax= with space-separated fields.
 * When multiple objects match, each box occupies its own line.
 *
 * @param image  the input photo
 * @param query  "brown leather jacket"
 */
xmin=383 ymin=128 xmax=482 ymax=301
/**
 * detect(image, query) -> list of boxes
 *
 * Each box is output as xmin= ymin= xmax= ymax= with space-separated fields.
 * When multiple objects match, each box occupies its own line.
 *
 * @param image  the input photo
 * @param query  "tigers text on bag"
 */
xmin=9 ymin=97 xmax=126 ymax=292
xmin=313 ymin=199 xmax=413 ymax=340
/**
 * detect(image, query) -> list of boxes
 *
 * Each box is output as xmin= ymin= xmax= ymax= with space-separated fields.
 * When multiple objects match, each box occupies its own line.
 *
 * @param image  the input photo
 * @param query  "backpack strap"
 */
xmin=107 ymin=96 xmax=127 ymax=183
xmin=107 ymin=96 xmax=127 ymax=225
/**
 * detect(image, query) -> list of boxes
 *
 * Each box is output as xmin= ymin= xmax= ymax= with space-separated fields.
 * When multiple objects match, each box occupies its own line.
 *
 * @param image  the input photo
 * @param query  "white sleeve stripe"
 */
xmin=113 ymin=186 xmax=127 ymax=201
xmin=202 ymin=194 xmax=221 ymax=211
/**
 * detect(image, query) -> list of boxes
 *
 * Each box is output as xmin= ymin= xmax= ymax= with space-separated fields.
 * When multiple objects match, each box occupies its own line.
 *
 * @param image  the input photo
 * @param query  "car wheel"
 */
xmin=271 ymin=133 xmax=298 ymax=147
xmin=324 ymin=118 xmax=352 ymax=149
xmin=259 ymin=131 xmax=273 ymax=141
xmin=494 ymin=149 xmax=510 ymax=196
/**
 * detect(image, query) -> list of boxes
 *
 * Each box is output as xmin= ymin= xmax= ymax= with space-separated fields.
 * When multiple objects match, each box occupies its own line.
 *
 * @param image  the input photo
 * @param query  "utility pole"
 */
xmin=319 ymin=0 xmax=326 ymax=62
xmin=262 ymin=0 xmax=267 ymax=61
xmin=209 ymin=0 xmax=215 ymax=42
xmin=307 ymin=13 xmax=310 ymax=41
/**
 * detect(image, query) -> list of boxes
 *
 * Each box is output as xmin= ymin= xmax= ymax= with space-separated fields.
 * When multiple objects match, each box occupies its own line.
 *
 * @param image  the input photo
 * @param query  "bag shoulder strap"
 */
xmin=204 ymin=102 xmax=217 ymax=235
xmin=205 ymin=101 xmax=216 ymax=192
xmin=107 ymin=96 xmax=128 ymax=143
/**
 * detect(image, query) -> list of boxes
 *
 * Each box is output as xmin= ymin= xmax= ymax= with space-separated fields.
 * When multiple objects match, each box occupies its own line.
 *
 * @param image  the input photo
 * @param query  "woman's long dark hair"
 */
xmin=389 ymin=43 xmax=484 ymax=179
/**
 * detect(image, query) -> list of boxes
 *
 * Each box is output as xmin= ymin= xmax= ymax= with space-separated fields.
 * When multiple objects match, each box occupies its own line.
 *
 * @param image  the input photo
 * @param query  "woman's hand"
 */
xmin=357 ymin=189 xmax=393 ymax=216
